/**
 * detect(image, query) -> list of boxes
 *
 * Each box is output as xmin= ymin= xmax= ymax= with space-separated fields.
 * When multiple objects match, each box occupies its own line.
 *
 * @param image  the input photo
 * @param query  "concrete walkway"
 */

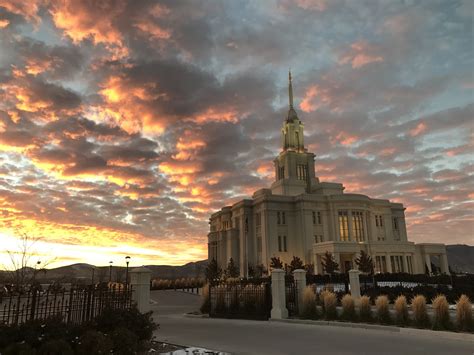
xmin=151 ymin=290 xmax=473 ymax=355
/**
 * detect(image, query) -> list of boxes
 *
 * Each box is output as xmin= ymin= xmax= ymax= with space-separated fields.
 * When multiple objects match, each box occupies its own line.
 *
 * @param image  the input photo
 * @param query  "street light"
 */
xmin=125 ymin=256 xmax=131 ymax=286
xmin=109 ymin=261 xmax=113 ymax=283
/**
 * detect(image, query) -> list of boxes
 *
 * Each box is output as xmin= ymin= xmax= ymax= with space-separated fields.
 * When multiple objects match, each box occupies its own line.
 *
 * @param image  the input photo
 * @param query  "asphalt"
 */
xmin=151 ymin=290 xmax=473 ymax=355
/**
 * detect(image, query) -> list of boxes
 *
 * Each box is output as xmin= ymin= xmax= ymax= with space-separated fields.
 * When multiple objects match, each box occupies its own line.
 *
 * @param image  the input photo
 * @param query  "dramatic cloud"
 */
xmin=0 ymin=0 xmax=472 ymax=266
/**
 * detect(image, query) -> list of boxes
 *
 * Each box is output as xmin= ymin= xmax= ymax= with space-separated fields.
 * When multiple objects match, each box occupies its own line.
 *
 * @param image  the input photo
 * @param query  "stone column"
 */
xmin=348 ymin=269 xmax=361 ymax=299
xmin=314 ymin=254 xmax=322 ymax=274
xmin=385 ymin=253 xmax=392 ymax=273
xmin=404 ymin=254 xmax=410 ymax=274
xmin=270 ymin=269 xmax=288 ymax=319
xmin=425 ymin=254 xmax=432 ymax=274
xmin=293 ymin=269 xmax=306 ymax=315
xmin=129 ymin=267 xmax=152 ymax=313
xmin=440 ymin=254 xmax=450 ymax=275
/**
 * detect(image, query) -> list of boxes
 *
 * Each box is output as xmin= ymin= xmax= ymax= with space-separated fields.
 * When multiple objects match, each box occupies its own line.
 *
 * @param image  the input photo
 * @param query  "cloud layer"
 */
xmin=0 ymin=0 xmax=472 ymax=266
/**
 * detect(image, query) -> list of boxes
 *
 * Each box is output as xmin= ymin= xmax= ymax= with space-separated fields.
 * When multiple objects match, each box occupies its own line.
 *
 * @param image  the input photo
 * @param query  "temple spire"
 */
xmin=288 ymin=69 xmax=293 ymax=108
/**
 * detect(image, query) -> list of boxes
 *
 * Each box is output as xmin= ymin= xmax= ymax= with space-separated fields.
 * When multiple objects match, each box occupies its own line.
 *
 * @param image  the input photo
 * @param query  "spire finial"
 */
xmin=288 ymin=69 xmax=293 ymax=108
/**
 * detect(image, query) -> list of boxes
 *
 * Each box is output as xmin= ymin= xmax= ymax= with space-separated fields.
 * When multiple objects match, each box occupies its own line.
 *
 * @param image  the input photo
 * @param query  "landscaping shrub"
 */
xmin=456 ymin=294 xmax=472 ymax=332
xmin=340 ymin=294 xmax=356 ymax=321
xmin=200 ymin=283 xmax=210 ymax=314
xmin=323 ymin=291 xmax=337 ymax=320
xmin=411 ymin=295 xmax=430 ymax=328
xmin=394 ymin=295 xmax=409 ymax=326
xmin=38 ymin=338 xmax=74 ymax=355
xmin=76 ymin=330 xmax=113 ymax=354
xmin=110 ymin=327 xmax=139 ymax=355
xmin=300 ymin=286 xmax=318 ymax=319
xmin=375 ymin=295 xmax=391 ymax=324
xmin=2 ymin=342 xmax=36 ymax=355
xmin=359 ymin=295 xmax=372 ymax=322
xmin=432 ymin=295 xmax=450 ymax=330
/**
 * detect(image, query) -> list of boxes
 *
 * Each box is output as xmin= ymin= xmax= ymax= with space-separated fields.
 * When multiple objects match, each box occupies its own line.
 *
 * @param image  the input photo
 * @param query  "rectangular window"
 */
xmin=312 ymin=211 xmax=316 ymax=224
xmin=393 ymin=217 xmax=399 ymax=230
xmin=278 ymin=236 xmax=282 ymax=252
xmin=375 ymin=215 xmax=384 ymax=227
xmin=390 ymin=256 xmax=404 ymax=273
xmin=338 ymin=211 xmax=349 ymax=241
xmin=317 ymin=211 xmax=322 ymax=224
xmin=314 ymin=235 xmax=318 ymax=243
xmin=297 ymin=164 xmax=308 ymax=181
xmin=277 ymin=211 xmax=281 ymax=225
xmin=283 ymin=236 xmax=287 ymax=252
xmin=351 ymin=211 xmax=365 ymax=242
xmin=282 ymin=211 xmax=286 ymax=224
xmin=279 ymin=166 xmax=285 ymax=180
xmin=375 ymin=256 xmax=387 ymax=273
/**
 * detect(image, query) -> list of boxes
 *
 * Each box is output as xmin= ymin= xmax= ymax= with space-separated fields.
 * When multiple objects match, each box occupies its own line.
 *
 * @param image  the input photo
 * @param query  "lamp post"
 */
xmin=109 ymin=261 xmax=113 ymax=283
xmin=125 ymin=256 xmax=131 ymax=286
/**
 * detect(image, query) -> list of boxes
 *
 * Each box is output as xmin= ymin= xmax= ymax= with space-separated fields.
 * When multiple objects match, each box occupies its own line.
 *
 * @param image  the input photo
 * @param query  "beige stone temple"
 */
xmin=208 ymin=72 xmax=449 ymax=276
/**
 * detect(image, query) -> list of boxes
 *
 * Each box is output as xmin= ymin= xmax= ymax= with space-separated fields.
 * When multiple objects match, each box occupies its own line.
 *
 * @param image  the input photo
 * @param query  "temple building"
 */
xmin=207 ymin=72 xmax=449 ymax=276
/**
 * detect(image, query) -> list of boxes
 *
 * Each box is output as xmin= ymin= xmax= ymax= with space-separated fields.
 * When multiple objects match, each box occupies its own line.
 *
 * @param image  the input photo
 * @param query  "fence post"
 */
xmin=293 ymin=269 xmax=306 ymax=316
xmin=348 ymin=269 xmax=361 ymax=299
xmin=130 ymin=267 xmax=152 ymax=313
xmin=270 ymin=269 xmax=288 ymax=320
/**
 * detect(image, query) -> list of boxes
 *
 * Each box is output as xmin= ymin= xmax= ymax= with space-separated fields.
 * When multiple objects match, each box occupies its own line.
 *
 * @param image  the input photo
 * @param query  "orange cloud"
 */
xmin=0 ymin=19 xmax=10 ymax=28
xmin=192 ymin=107 xmax=239 ymax=124
xmin=0 ymin=0 xmax=43 ymax=23
xmin=332 ymin=132 xmax=359 ymax=146
xmin=300 ymin=85 xmax=332 ymax=112
xmin=134 ymin=21 xmax=171 ymax=40
xmin=409 ymin=122 xmax=427 ymax=137
xmin=49 ymin=0 xmax=128 ymax=58
xmin=339 ymin=41 xmax=384 ymax=69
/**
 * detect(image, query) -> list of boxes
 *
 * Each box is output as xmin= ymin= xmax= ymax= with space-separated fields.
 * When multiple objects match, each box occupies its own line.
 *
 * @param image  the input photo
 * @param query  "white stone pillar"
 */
xmin=130 ymin=267 xmax=152 ymax=313
xmin=314 ymin=254 xmax=322 ymax=274
xmin=270 ymin=269 xmax=288 ymax=319
xmin=348 ymin=269 xmax=361 ymax=299
xmin=385 ymin=253 xmax=392 ymax=273
xmin=440 ymin=254 xmax=450 ymax=275
xmin=425 ymin=254 xmax=432 ymax=274
xmin=293 ymin=269 xmax=306 ymax=315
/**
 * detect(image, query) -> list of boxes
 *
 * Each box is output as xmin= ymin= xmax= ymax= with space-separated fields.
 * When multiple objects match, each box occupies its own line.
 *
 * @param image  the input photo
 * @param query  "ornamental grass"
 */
xmin=323 ymin=291 xmax=337 ymax=320
xmin=341 ymin=294 xmax=356 ymax=321
xmin=359 ymin=295 xmax=372 ymax=322
xmin=456 ymin=294 xmax=472 ymax=332
xmin=300 ymin=286 xmax=318 ymax=319
xmin=432 ymin=294 xmax=451 ymax=330
xmin=200 ymin=283 xmax=210 ymax=314
xmin=375 ymin=295 xmax=391 ymax=324
xmin=394 ymin=295 xmax=409 ymax=326
xmin=411 ymin=294 xmax=430 ymax=328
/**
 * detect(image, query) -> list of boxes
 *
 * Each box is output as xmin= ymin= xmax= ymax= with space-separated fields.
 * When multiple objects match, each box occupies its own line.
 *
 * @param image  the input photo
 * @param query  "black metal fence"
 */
xmin=209 ymin=279 xmax=271 ymax=320
xmin=0 ymin=285 xmax=133 ymax=326
xmin=285 ymin=275 xmax=298 ymax=317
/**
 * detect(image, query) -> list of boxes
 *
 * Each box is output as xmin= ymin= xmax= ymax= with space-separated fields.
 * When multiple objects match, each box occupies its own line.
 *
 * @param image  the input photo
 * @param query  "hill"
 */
xmin=447 ymin=244 xmax=474 ymax=274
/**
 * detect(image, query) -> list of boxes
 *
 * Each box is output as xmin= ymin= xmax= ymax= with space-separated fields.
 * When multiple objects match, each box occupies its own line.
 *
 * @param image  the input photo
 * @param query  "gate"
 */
xmin=285 ymin=276 xmax=298 ymax=317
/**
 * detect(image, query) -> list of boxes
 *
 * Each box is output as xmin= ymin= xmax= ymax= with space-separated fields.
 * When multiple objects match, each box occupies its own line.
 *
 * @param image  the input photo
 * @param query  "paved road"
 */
xmin=151 ymin=290 xmax=473 ymax=355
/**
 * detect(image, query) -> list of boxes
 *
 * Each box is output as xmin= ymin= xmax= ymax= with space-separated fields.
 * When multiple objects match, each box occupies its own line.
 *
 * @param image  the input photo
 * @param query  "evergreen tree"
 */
xmin=321 ymin=251 xmax=339 ymax=275
xmin=289 ymin=256 xmax=304 ymax=272
xmin=355 ymin=250 xmax=374 ymax=274
xmin=270 ymin=256 xmax=283 ymax=269
xmin=205 ymin=258 xmax=222 ymax=281
xmin=247 ymin=264 xmax=255 ymax=278
xmin=225 ymin=257 xmax=240 ymax=278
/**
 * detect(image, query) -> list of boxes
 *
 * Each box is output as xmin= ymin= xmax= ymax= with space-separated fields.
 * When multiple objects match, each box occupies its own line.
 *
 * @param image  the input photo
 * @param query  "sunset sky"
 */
xmin=0 ymin=0 xmax=472 ymax=268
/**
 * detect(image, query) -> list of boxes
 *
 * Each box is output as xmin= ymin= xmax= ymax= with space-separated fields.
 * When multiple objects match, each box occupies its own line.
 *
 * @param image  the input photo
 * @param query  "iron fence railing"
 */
xmin=0 ymin=285 xmax=133 ymax=326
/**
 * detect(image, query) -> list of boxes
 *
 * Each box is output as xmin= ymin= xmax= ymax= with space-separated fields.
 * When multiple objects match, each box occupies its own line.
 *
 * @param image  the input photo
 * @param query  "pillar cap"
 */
xmin=271 ymin=268 xmax=285 ymax=274
xmin=293 ymin=269 xmax=306 ymax=274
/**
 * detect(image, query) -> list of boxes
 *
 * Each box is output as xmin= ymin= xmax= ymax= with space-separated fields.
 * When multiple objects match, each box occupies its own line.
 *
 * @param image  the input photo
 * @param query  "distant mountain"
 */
xmin=447 ymin=244 xmax=474 ymax=274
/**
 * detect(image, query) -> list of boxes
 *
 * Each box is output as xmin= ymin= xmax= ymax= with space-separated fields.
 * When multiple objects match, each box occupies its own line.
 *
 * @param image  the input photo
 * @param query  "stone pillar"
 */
xmin=425 ymin=254 xmax=432 ymax=274
xmin=348 ymin=269 xmax=361 ymax=299
xmin=440 ymin=254 xmax=450 ymax=275
xmin=270 ymin=269 xmax=288 ymax=319
xmin=385 ymin=253 xmax=392 ymax=273
xmin=404 ymin=254 xmax=410 ymax=274
xmin=314 ymin=254 xmax=322 ymax=274
xmin=129 ymin=267 xmax=152 ymax=313
xmin=293 ymin=269 xmax=306 ymax=315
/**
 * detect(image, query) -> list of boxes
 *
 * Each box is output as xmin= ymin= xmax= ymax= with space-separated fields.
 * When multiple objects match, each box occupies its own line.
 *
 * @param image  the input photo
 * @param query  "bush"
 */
xmin=93 ymin=306 xmax=157 ymax=341
xmin=456 ymin=294 xmax=472 ymax=332
xmin=300 ymin=286 xmax=318 ymax=319
xmin=341 ymin=294 xmax=356 ymax=321
xmin=375 ymin=295 xmax=391 ymax=324
xmin=359 ymin=295 xmax=372 ymax=322
xmin=323 ymin=291 xmax=337 ymax=320
xmin=110 ymin=327 xmax=139 ymax=355
xmin=76 ymin=330 xmax=113 ymax=354
xmin=411 ymin=295 xmax=430 ymax=328
xmin=38 ymin=339 xmax=73 ymax=355
xmin=432 ymin=295 xmax=450 ymax=330
xmin=200 ymin=283 xmax=210 ymax=314
xmin=2 ymin=342 xmax=36 ymax=355
xmin=394 ymin=295 xmax=409 ymax=326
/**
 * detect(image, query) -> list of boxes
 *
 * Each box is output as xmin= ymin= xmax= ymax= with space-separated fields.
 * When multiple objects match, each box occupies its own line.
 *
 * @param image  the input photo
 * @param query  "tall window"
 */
xmin=297 ymin=164 xmax=308 ymax=181
xmin=283 ymin=236 xmax=287 ymax=252
xmin=278 ymin=166 xmax=285 ymax=180
xmin=312 ymin=211 xmax=316 ymax=224
xmin=312 ymin=211 xmax=322 ymax=225
xmin=390 ymin=256 xmax=404 ymax=273
xmin=392 ymin=217 xmax=399 ymax=230
xmin=351 ymin=211 xmax=365 ymax=242
xmin=375 ymin=215 xmax=383 ymax=227
xmin=314 ymin=235 xmax=323 ymax=243
xmin=375 ymin=256 xmax=387 ymax=273
xmin=277 ymin=212 xmax=281 ymax=225
xmin=282 ymin=211 xmax=286 ymax=224
xmin=338 ymin=211 xmax=349 ymax=241
xmin=278 ymin=236 xmax=282 ymax=252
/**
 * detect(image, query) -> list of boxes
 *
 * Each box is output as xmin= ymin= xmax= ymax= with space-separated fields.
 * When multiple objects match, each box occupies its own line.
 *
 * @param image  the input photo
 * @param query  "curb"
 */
xmin=269 ymin=318 xmax=474 ymax=342
xmin=183 ymin=313 xmax=209 ymax=318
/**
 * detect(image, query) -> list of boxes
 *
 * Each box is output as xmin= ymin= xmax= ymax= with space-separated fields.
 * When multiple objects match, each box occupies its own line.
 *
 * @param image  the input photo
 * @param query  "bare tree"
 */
xmin=2 ymin=233 xmax=55 ymax=292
